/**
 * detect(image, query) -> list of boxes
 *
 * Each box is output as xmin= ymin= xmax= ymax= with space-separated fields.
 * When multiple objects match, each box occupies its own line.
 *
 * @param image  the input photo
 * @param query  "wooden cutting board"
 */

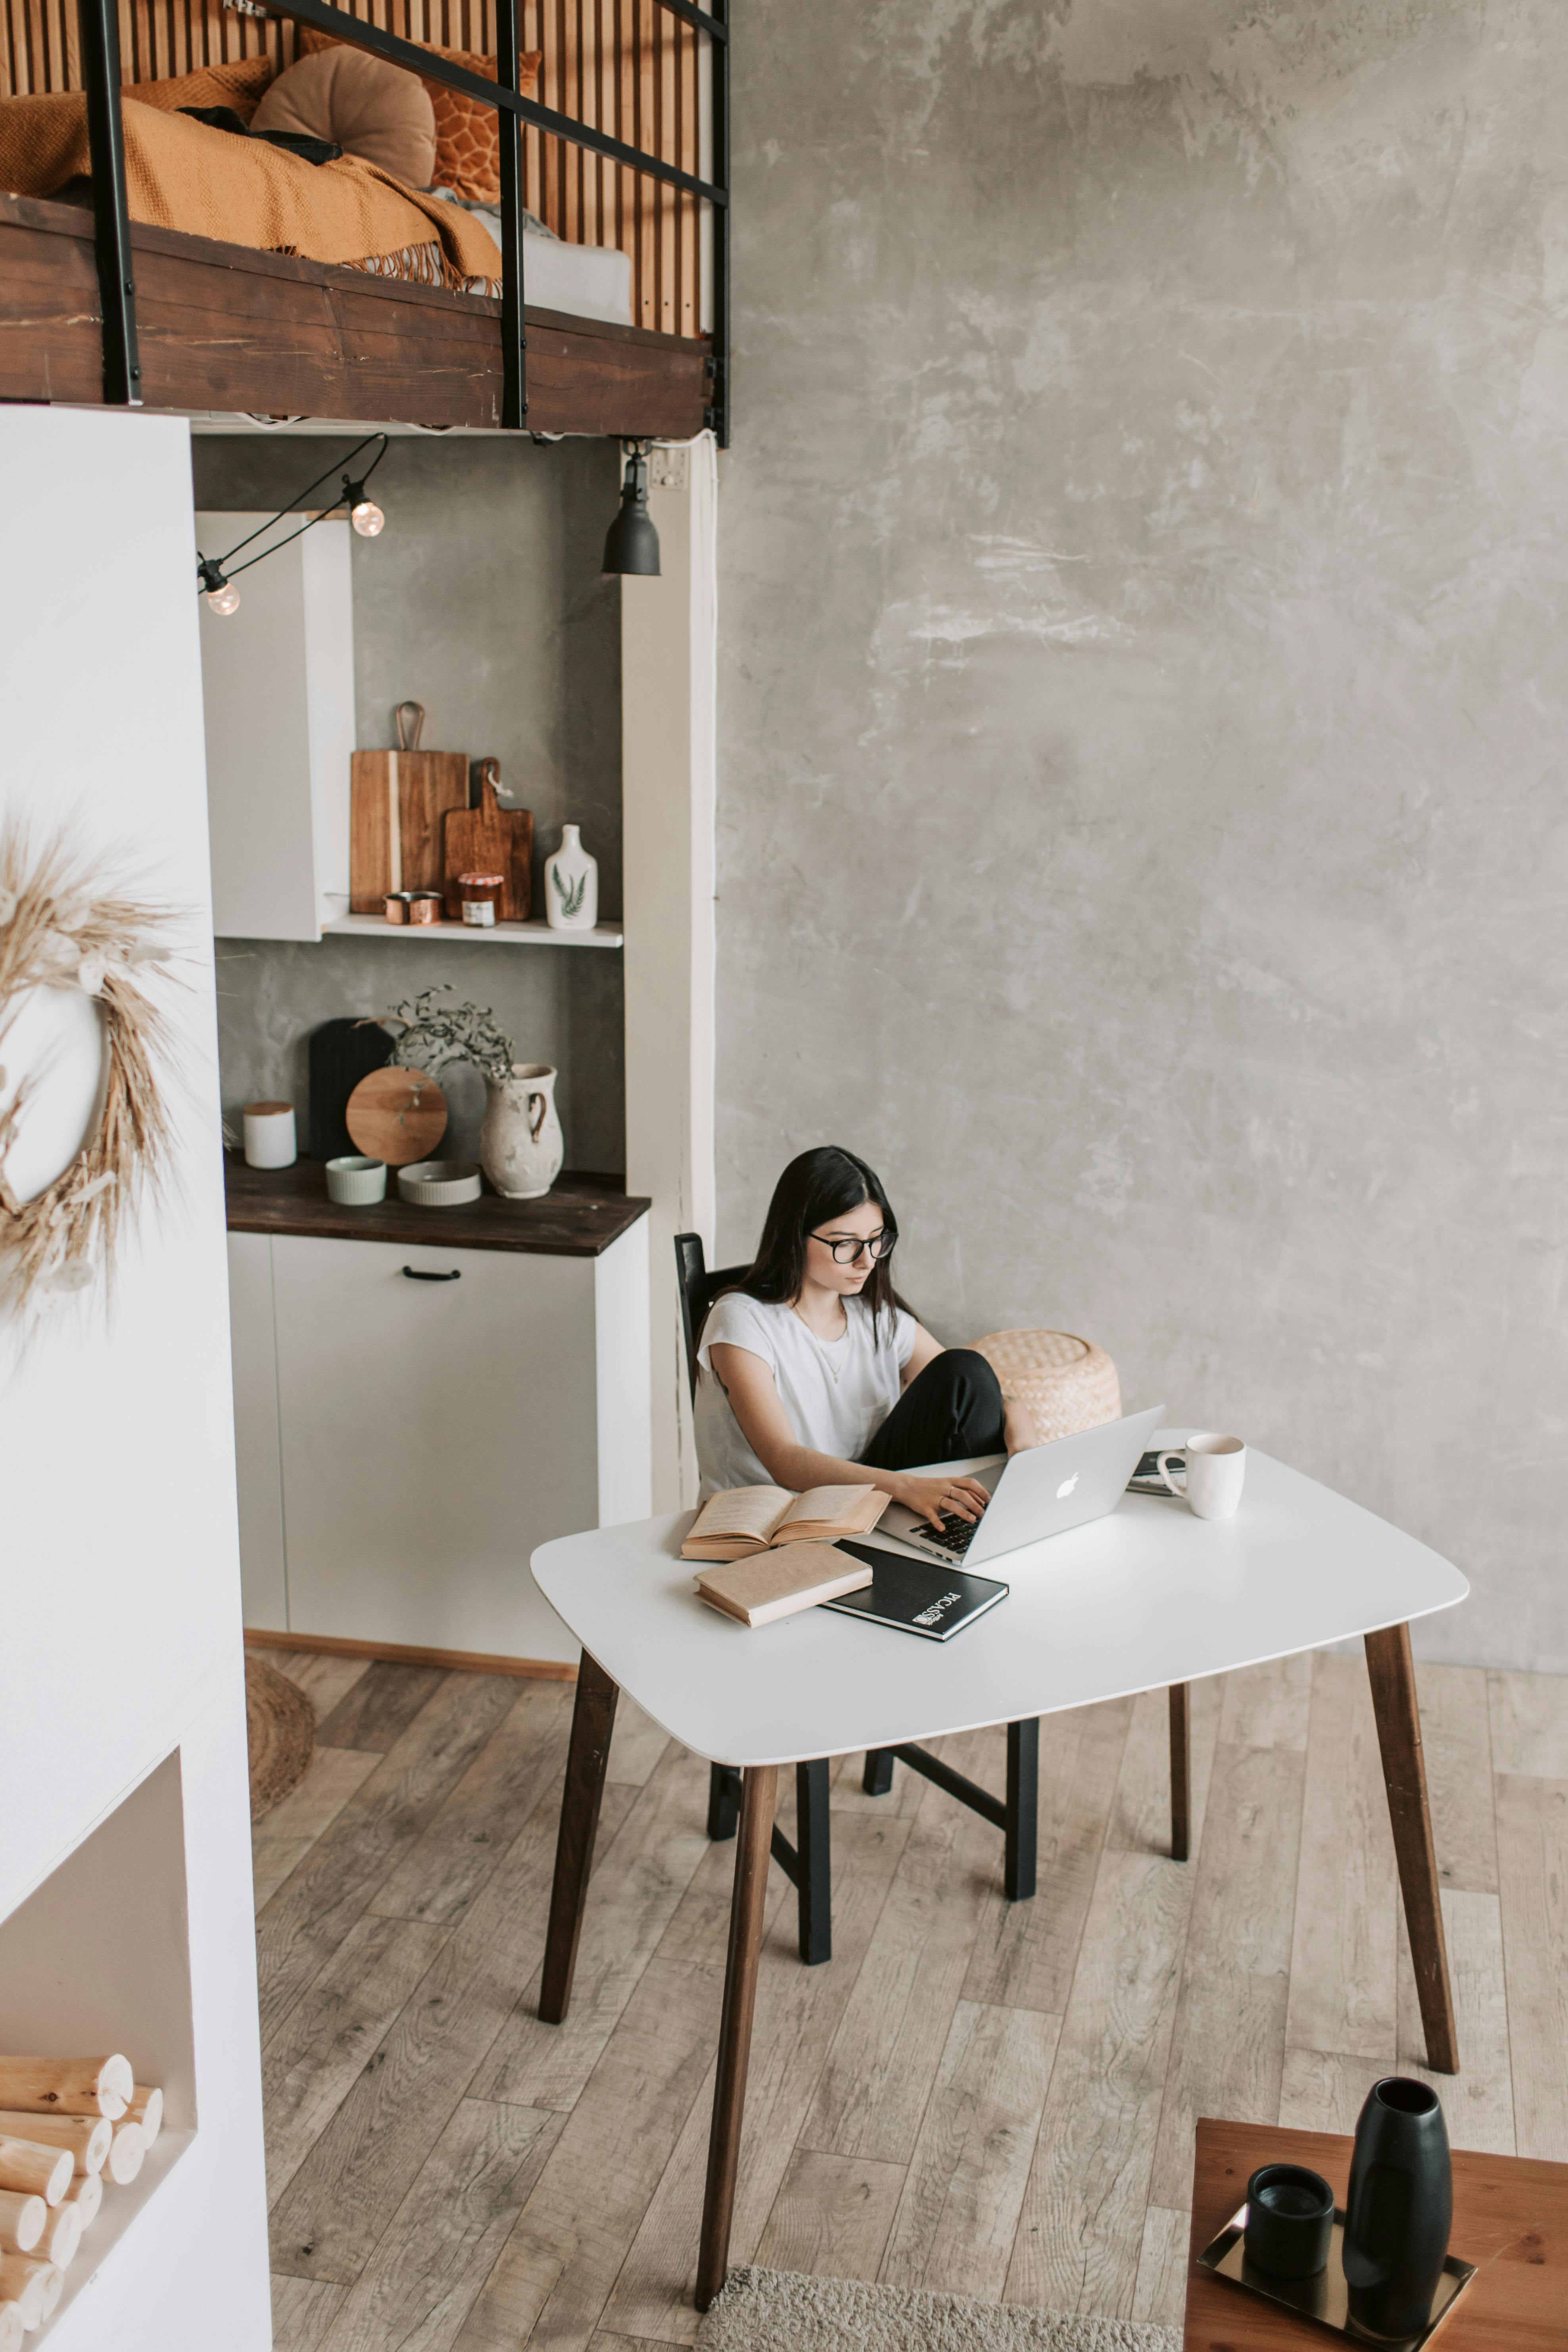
xmin=442 ymin=759 xmax=532 ymax=922
xmin=344 ymin=1066 xmax=448 ymax=1166
xmin=350 ymin=703 xmax=469 ymax=912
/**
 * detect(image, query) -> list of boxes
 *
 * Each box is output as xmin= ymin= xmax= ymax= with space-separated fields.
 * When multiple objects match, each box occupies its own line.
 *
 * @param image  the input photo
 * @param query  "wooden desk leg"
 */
xmin=1169 ymin=1683 xmax=1191 ymax=1862
xmin=1364 ymin=1623 xmax=1459 ymax=2074
xmin=538 ymin=1649 xmax=619 ymax=2027
xmin=695 ymin=1763 xmax=778 ymax=2312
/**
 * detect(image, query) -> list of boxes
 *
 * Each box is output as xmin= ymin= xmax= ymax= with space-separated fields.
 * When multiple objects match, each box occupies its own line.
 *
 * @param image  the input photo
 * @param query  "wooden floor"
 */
xmin=253 ymin=1648 xmax=1568 ymax=2352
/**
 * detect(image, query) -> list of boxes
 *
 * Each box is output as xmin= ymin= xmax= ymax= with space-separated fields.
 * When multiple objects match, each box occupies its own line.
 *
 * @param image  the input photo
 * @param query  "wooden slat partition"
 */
xmin=0 ymin=0 xmax=707 ymax=337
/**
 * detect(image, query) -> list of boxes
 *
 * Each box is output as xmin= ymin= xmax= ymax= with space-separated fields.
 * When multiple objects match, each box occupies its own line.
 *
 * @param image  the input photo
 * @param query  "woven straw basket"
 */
xmin=971 ymin=1329 xmax=1121 ymax=1443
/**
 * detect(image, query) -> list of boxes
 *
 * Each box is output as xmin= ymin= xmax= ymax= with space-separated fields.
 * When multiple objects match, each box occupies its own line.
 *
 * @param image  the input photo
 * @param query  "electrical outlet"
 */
xmin=649 ymin=445 xmax=689 ymax=493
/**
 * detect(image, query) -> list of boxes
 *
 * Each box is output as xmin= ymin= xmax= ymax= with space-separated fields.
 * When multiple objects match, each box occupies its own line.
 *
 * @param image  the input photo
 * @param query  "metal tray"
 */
xmin=1196 ymin=2203 xmax=1478 ymax=2347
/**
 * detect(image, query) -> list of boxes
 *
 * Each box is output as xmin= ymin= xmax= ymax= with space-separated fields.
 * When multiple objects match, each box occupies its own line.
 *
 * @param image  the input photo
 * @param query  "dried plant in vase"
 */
xmin=382 ymin=984 xmax=516 ymax=1084
xmin=0 ymin=821 xmax=182 ymax=1323
xmin=379 ymin=985 xmax=563 ymax=1198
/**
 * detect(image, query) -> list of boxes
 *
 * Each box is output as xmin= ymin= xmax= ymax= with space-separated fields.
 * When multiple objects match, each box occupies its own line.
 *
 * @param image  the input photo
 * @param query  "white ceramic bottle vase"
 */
xmin=480 ymin=1063 xmax=564 ymax=1198
xmin=545 ymin=824 xmax=598 ymax=932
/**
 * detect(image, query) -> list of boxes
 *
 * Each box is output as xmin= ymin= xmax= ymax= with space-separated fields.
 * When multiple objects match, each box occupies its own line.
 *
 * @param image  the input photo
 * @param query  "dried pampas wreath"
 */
xmin=0 ymin=822 xmax=182 ymax=1321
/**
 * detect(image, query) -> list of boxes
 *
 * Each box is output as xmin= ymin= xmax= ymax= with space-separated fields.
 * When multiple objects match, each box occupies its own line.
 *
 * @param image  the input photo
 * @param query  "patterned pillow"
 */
xmin=296 ymin=25 xmax=541 ymax=200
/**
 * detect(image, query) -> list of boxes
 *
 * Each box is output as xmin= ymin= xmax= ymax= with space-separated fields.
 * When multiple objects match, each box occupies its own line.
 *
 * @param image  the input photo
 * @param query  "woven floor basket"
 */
xmin=971 ymin=1329 xmax=1121 ymax=1443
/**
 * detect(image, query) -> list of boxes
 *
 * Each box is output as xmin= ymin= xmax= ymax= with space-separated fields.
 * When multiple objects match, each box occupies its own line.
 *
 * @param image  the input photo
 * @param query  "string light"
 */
xmin=344 ymin=477 xmax=386 ymax=537
xmin=198 ymin=559 xmax=240 ymax=616
xmin=195 ymin=432 xmax=391 ymax=616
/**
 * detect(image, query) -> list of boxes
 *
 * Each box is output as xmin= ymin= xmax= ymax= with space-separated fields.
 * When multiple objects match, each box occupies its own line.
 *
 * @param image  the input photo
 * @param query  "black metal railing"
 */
xmin=75 ymin=0 xmax=730 ymax=440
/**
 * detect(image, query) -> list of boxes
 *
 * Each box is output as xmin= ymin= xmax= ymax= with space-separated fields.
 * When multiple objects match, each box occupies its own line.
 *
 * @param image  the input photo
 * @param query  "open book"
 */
xmin=681 ymin=1482 xmax=889 ymax=1563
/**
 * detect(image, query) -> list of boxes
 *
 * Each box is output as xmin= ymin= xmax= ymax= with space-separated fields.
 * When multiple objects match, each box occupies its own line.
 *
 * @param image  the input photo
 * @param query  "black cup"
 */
xmin=1245 ymin=2163 xmax=1336 ymax=2281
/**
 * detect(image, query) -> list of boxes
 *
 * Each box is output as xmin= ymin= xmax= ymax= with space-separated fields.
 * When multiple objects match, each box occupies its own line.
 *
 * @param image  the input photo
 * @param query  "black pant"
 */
xmin=859 ymin=1348 xmax=1006 ymax=1472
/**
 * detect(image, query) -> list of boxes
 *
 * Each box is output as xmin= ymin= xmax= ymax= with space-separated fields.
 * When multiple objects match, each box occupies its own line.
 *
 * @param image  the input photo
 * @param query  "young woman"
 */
xmin=696 ymin=1146 xmax=1036 ymax=1529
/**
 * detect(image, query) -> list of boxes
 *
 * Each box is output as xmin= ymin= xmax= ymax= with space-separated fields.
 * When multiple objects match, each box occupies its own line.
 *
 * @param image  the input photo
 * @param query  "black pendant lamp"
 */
xmin=603 ymin=440 xmax=660 ymax=576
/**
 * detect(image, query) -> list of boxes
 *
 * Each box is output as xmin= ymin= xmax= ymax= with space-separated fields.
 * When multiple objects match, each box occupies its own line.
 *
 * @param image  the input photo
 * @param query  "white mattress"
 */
xmin=463 ymin=207 xmax=634 ymax=327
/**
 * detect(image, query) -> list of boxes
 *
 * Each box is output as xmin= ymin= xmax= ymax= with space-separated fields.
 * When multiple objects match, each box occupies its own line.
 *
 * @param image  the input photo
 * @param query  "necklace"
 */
xmin=794 ymin=1303 xmax=849 ymax=1383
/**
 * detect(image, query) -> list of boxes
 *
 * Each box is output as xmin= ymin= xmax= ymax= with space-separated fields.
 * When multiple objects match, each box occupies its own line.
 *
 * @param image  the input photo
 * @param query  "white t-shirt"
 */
xmin=695 ymin=1290 xmax=918 ymax=1496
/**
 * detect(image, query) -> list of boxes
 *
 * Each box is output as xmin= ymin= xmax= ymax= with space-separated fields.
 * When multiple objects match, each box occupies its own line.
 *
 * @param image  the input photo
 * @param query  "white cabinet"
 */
xmin=227 ymin=1218 xmax=651 ymax=1665
xmin=197 ymin=512 xmax=354 ymax=940
xmin=226 ymin=1231 xmax=287 ymax=1630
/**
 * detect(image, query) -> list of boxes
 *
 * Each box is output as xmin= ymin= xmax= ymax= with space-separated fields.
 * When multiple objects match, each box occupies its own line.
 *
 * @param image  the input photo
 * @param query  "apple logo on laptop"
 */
xmin=1056 ymin=1473 xmax=1079 ymax=1500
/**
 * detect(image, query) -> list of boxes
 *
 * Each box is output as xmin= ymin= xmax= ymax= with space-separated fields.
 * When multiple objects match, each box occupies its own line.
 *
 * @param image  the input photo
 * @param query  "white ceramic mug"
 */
xmin=1159 ymin=1432 xmax=1246 ymax=1520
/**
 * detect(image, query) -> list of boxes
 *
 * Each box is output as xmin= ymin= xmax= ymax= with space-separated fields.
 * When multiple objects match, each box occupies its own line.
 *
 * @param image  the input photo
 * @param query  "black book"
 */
xmin=820 ymin=1541 xmax=1008 ymax=1641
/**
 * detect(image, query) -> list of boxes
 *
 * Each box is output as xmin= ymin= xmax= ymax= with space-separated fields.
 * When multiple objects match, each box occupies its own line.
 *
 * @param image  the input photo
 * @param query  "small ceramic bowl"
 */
xmin=326 ymin=1154 xmax=387 ymax=1205
xmin=397 ymin=1159 xmax=482 ymax=1207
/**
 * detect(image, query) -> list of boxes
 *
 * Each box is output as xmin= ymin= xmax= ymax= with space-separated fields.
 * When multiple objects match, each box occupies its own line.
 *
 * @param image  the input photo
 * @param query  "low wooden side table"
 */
xmin=1186 ymin=2118 xmax=1568 ymax=2350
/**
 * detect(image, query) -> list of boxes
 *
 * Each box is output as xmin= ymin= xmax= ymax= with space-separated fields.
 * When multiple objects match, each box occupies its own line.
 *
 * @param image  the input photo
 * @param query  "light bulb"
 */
xmin=350 ymin=498 xmax=385 ymax=538
xmin=207 ymin=578 xmax=241 ymax=616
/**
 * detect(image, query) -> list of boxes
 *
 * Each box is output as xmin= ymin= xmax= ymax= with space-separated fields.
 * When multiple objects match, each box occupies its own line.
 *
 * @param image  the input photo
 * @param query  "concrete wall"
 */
xmin=715 ymin=0 xmax=1568 ymax=1669
xmin=194 ymin=434 xmax=627 ymax=1173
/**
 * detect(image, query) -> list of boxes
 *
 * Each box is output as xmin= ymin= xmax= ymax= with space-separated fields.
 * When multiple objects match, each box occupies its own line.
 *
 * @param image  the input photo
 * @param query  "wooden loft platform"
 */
xmin=0 ymin=189 xmax=711 ymax=435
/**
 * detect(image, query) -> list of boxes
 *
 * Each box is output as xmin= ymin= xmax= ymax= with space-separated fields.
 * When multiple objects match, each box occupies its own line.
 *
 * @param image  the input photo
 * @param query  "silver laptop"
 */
xmin=862 ymin=1405 xmax=1166 ymax=1571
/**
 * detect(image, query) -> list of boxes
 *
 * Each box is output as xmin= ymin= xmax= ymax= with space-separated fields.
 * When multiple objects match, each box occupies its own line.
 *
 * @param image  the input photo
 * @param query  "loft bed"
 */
xmin=0 ymin=0 xmax=727 ymax=438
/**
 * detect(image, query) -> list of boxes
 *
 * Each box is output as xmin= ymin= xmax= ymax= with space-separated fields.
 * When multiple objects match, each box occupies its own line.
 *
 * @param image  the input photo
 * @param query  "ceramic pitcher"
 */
xmin=480 ymin=1063 xmax=564 ymax=1198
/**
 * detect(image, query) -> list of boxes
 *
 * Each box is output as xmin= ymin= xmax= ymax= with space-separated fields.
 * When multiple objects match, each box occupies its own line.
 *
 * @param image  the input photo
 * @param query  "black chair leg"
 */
xmin=1004 ymin=1719 xmax=1039 ymax=1900
xmin=1169 ymin=1683 xmax=1190 ymax=1862
xmin=708 ymin=1761 xmax=741 ymax=1842
xmin=862 ymin=1749 xmax=895 ymax=1796
xmin=795 ymin=1759 xmax=832 ymax=1964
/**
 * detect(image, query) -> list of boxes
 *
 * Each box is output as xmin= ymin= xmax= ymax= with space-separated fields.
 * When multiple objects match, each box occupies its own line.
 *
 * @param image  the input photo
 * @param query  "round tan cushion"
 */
xmin=970 ymin=1329 xmax=1122 ymax=1443
xmin=297 ymin=25 xmax=543 ymax=203
xmin=252 ymin=47 xmax=436 ymax=187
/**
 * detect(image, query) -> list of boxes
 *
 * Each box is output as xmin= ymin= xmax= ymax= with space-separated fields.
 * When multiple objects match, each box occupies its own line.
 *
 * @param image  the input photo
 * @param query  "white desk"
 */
xmin=530 ymin=1440 xmax=1468 ymax=2309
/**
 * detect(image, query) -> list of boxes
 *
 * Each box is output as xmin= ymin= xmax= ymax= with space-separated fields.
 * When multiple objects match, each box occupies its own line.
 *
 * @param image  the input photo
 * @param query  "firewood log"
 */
xmin=106 ymin=2123 xmax=146 ymax=2186
xmin=0 ymin=2115 xmax=109 ymax=2175
xmin=0 ymin=2196 xmax=42 ymax=2258
xmin=37 ymin=2204 xmax=79 ymax=2270
xmin=0 ymin=2059 xmax=131 ymax=2120
xmin=0 ymin=2257 xmax=50 ymax=2332
xmin=126 ymin=2086 xmax=163 ymax=2147
xmin=0 ymin=2143 xmax=69 ymax=2208
xmin=61 ymin=2172 xmax=101 ymax=2229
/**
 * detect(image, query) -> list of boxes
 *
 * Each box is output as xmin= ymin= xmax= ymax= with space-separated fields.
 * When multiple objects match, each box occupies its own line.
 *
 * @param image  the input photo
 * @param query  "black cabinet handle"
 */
xmin=402 ymin=1266 xmax=461 ymax=1282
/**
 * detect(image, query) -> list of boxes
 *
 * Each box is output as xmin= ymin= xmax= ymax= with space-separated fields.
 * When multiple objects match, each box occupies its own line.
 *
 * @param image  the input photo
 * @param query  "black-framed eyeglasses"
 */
xmin=810 ymin=1229 xmax=897 ymax=1265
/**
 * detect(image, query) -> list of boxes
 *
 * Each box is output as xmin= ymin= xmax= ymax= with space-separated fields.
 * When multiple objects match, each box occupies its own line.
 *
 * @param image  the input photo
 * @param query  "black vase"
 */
xmin=1342 ymin=2076 xmax=1452 ymax=2340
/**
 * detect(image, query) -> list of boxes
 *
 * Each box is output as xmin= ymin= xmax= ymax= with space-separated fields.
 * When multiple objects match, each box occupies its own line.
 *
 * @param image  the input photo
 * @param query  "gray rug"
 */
xmin=695 ymin=2268 xmax=1179 ymax=2352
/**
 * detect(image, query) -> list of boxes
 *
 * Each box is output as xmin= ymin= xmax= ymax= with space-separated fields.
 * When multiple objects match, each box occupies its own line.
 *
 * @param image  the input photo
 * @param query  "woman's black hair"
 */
xmin=724 ymin=1145 xmax=910 ymax=1334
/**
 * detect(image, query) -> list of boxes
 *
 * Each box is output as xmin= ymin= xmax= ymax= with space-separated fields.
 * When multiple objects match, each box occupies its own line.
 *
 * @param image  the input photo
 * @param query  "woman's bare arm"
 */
xmin=707 ymin=1342 xmax=990 ymax=1527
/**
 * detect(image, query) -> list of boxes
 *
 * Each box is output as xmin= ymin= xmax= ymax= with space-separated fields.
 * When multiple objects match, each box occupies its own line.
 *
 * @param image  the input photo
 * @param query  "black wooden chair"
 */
xmin=675 ymin=1234 xmax=1163 ymax=1967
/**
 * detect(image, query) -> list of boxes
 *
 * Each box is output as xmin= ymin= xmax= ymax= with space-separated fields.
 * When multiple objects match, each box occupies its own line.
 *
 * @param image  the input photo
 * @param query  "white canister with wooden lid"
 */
xmin=243 ymin=1101 xmax=296 ymax=1169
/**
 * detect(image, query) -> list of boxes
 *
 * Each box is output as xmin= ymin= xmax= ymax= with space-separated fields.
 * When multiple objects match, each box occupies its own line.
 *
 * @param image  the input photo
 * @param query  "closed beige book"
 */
xmin=694 ymin=1542 xmax=874 ymax=1628
xmin=682 ymin=1483 xmax=888 ymax=1562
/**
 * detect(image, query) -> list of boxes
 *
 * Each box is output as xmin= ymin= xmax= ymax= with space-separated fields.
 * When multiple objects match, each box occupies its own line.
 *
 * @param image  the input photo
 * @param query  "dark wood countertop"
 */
xmin=225 ymin=1158 xmax=651 ymax=1258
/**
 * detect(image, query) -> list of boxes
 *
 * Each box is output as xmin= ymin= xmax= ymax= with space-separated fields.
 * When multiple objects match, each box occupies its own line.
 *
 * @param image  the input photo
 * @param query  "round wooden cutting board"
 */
xmin=345 ymin=1066 xmax=448 ymax=1167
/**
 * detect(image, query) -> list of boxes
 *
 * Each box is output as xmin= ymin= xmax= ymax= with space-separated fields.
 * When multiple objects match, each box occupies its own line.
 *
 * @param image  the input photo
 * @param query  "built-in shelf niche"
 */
xmin=0 ymin=1751 xmax=196 ymax=2339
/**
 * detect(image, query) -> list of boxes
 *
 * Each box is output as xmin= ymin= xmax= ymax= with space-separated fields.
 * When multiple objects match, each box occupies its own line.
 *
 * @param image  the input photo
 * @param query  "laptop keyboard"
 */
xmin=914 ymin=1510 xmax=980 ymax=1559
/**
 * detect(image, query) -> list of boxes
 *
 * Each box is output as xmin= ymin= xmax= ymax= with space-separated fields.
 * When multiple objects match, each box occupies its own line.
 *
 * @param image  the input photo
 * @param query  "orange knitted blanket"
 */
xmin=0 ymin=88 xmax=504 ymax=276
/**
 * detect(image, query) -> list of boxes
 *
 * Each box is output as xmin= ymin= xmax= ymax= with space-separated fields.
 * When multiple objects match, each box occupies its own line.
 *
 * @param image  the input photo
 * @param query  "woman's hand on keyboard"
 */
xmin=893 ymin=1473 xmax=991 ymax=1530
